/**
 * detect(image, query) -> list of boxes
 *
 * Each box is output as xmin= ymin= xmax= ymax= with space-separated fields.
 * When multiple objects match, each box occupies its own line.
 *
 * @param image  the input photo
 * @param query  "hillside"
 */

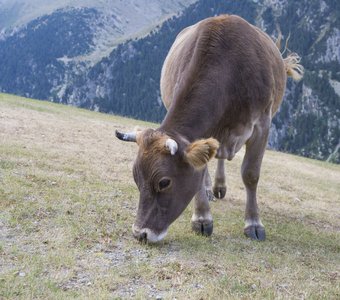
xmin=0 ymin=93 xmax=339 ymax=299
xmin=0 ymin=0 xmax=196 ymax=70
xmin=65 ymin=0 xmax=340 ymax=163
xmin=0 ymin=0 xmax=338 ymax=163
xmin=0 ymin=0 xmax=197 ymax=31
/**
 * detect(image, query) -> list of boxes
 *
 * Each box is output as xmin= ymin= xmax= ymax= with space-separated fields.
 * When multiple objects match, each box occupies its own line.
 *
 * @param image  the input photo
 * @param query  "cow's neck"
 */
xmin=158 ymin=100 xmax=216 ymax=142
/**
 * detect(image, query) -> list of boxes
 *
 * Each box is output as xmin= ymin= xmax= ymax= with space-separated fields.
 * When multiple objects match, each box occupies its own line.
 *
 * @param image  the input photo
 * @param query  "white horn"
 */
xmin=165 ymin=138 xmax=178 ymax=155
xmin=115 ymin=130 xmax=137 ymax=142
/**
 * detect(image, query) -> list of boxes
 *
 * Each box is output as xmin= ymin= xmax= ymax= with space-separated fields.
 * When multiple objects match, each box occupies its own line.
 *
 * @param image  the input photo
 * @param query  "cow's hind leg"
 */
xmin=213 ymin=159 xmax=227 ymax=199
xmin=191 ymin=168 xmax=213 ymax=236
xmin=242 ymin=117 xmax=270 ymax=241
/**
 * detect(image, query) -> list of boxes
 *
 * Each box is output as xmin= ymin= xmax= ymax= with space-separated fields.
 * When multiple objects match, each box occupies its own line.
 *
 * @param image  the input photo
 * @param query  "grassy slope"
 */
xmin=0 ymin=93 xmax=339 ymax=299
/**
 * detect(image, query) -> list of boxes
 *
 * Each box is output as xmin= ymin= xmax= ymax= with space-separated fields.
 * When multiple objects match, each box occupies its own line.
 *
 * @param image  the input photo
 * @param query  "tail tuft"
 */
xmin=284 ymin=53 xmax=304 ymax=81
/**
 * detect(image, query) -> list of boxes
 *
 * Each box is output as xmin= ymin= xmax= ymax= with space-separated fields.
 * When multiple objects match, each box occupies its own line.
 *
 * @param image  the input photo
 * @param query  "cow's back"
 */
xmin=161 ymin=15 xmax=286 ymax=118
xmin=160 ymin=22 xmax=201 ymax=110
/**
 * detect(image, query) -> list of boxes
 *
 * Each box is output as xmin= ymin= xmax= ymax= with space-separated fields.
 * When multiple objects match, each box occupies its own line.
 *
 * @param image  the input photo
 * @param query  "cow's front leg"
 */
xmin=213 ymin=159 xmax=227 ymax=199
xmin=204 ymin=169 xmax=214 ymax=201
xmin=241 ymin=117 xmax=270 ymax=241
xmin=191 ymin=168 xmax=213 ymax=236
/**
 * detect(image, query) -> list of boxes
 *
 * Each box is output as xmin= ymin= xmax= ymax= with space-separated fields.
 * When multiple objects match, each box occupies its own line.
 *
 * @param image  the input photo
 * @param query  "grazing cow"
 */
xmin=116 ymin=15 xmax=303 ymax=243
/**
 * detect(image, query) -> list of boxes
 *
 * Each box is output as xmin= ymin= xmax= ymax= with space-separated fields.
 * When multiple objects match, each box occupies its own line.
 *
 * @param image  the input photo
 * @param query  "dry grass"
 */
xmin=0 ymin=93 xmax=339 ymax=299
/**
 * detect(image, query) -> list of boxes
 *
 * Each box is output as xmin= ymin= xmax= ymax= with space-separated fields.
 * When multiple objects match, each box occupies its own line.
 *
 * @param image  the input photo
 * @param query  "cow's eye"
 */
xmin=158 ymin=177 xmax=172 ymax=191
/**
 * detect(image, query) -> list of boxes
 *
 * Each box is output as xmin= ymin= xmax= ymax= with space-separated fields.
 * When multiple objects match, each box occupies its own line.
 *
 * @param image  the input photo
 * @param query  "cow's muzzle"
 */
xmin=132 ymin=224 xmax=168 ymax=243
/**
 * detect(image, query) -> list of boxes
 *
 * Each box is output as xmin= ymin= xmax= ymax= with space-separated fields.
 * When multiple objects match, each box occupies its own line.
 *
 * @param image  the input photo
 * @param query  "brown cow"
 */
xmin=116 ymin=15 xmax=303 ymax=243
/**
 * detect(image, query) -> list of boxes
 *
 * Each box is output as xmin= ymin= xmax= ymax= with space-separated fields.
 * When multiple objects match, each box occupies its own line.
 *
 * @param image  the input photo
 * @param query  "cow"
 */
xmin=116 ymin=15 xmax=303 ymax=243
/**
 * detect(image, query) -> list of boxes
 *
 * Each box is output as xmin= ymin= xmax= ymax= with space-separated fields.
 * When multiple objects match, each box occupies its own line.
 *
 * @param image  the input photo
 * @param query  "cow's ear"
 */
xmin=185 ymin=138 xmax=219 ymax=169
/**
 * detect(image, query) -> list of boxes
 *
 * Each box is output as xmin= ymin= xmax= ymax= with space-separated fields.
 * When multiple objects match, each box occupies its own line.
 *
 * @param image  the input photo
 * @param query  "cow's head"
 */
xmin=116 ymin=128 xmax=219 ymax=243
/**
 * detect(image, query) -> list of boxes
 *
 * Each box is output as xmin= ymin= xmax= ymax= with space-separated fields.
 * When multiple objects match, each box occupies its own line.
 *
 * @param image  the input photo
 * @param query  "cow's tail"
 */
xmin=275 ymin=32 xmax=304 ymax=81
xmin=283 ymin=53 xmax=304 ymax=81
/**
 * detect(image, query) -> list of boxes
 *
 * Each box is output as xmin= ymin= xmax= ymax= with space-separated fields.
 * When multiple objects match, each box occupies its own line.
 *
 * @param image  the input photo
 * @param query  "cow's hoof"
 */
xmin=244 ymin=225 xmax=266 ymax=241
xmin=206 ymin=189 xmax=215 ymax=201
xmin=192 ymin=221 xmax=213 ymax=236
xmin=213 ymin=186 xmax=226 ymax=199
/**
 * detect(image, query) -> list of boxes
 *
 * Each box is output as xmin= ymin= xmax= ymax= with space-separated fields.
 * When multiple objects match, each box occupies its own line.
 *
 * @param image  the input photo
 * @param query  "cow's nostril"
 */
xmin=139 ymin=232 xmax=147 ymax=242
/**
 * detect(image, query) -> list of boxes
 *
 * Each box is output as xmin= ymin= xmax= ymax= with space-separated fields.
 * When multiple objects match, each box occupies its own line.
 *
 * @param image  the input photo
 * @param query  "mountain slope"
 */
xmin=0 ymin=0 xmax=339 ymax=162
xmin=0 ymin=0 xmax=197 ymax=33
xmin=0 ymin=0 xmax=197 ymax=66
xmin=64 ymin=0 xmax=340 ymax=162
xmin=58 ymin=0 xmax=259 ymax=120
xmin=0 ymin=92 xmax=339 ymax=298
xmin=258 ymin=0 xmax=340 ymax=162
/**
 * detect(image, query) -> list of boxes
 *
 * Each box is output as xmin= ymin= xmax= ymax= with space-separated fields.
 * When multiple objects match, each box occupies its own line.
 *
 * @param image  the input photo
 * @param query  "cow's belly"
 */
xmin=216 ymin=128 xmax=252 ymax=161
xmin=215 ymin=115 xmax=265 ymax=161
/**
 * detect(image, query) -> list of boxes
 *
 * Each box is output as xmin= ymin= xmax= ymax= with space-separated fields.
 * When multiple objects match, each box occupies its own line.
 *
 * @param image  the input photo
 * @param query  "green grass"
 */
xmin=0 ymin=93 xmax=339 ymax=299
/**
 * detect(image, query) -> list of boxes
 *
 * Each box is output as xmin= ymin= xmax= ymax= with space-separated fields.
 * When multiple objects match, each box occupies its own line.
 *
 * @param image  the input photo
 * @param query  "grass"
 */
xmin=0 ymin=93 xmax=339 ymax=299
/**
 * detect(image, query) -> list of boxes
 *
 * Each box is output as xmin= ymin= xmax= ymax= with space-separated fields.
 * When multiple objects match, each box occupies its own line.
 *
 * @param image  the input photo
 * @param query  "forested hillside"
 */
xmin=64 ymin=0 xmax=258 ymax=120
xmin=66 ymin=0 xmax=339 ymax=162
xmin=0 ymin=0 xmax=339 ymax=162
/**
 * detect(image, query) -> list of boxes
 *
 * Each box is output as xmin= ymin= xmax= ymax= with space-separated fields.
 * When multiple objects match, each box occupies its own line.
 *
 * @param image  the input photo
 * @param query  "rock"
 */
xmin=18 ymin=271 xmax=26 ymax=277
